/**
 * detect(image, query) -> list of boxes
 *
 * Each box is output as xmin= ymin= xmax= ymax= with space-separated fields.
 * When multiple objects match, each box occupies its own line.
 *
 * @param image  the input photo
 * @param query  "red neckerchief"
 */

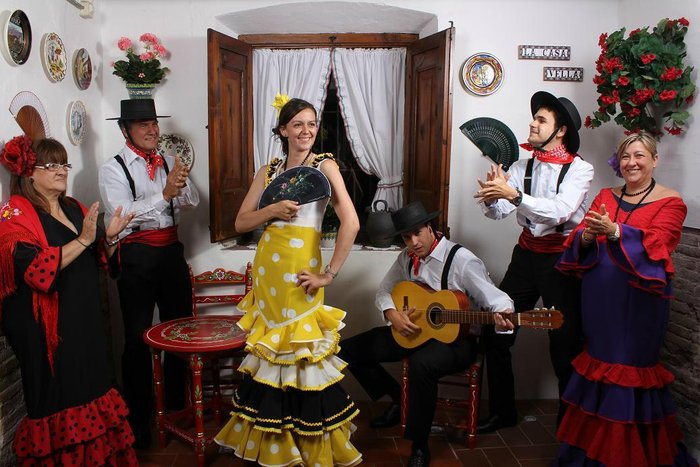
xmin=126 ymin=140 xmax=163 ymax=180
xmin=519 ymin=143 xmax=574 ymax=164
xmin=407 ymin=233 xmax=442 ymax=276
xmin=0 ymin=195 xmax=90 ymax=373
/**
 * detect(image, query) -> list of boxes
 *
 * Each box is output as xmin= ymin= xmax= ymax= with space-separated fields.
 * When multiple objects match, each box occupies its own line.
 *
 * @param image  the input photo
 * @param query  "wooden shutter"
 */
xmin=403 ymin=27 xmax=454 ymax=236
xmin=207 ymin=29 xmax=253 ymax=242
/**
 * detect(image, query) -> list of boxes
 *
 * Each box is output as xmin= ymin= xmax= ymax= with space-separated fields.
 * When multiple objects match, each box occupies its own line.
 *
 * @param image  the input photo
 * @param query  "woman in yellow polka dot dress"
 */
xmin=215 ymin=96 xmax=361 ymax=466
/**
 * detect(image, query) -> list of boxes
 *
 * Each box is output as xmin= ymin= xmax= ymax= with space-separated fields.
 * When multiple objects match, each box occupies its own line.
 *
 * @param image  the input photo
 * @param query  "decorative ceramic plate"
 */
xmin=461 ymin=52 xmax=504 ymax=96
xmin=2 ymin=10 xmax=31 ymax=65
xmin=41 ymin=32 xmax=66 ymax=82
xmin=258 ymin=166 xmax=331 ymax=210
xmin=67 ymin=100 xmax=87 ymax=145
xmin=72 ymin=48 xmax=92 ymax=90
xmin=157 ymin=134 xmax=194 ymax=169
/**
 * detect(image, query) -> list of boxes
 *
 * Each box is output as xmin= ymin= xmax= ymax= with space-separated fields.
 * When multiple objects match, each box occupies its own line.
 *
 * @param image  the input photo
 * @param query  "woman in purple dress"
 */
xmin=555 ymin=132 xmax=697 ymax=467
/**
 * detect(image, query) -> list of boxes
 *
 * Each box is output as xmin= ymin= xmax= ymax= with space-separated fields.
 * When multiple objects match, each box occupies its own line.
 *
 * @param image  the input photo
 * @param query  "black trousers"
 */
xmin=481 ymin=245 xmax=583 ymax=425
xmin=339 ymin=326 xmax=476 ymax=443
xmin=117 ymin=242 xmax=192 ymax=433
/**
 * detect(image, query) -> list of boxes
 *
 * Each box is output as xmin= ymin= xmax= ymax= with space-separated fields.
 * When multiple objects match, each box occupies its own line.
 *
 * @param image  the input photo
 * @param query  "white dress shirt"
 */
xmin=98 ymin=145 xmax=199 ymax=239
xmin=481 ymin=157 xmax=594 ymax=237
xmin=375 ymin=237 xmax=513 ymax=324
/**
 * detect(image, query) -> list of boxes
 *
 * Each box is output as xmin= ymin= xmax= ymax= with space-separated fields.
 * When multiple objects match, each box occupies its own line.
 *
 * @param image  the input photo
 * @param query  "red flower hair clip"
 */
xmin=0 ymin=135 xmax=36 ymax=176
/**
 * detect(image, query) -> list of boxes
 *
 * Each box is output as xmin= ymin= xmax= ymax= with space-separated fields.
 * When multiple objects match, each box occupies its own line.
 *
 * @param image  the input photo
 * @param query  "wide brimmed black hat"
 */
xmin=530 ymin=91 xmax=581 ymax=154
xmin=388 ymin=201 xmax=440 ymax=236
xmin=106 ymin=99 xmax=171 ymax=121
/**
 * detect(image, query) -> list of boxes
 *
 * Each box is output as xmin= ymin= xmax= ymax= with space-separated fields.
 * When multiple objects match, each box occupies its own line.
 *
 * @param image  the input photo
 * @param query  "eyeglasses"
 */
xmin=34 ymin=163 xmax=73 ymax=172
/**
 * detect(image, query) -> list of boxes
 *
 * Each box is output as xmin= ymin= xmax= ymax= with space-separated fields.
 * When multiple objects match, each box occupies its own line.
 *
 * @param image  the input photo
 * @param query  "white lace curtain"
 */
xmin=252 ymin=48 xmax=332 ymax=170
xmin=252 ymin=47 xmax=406 ymax=211
xmin=332 ymin=48 xmax=406 ymax=210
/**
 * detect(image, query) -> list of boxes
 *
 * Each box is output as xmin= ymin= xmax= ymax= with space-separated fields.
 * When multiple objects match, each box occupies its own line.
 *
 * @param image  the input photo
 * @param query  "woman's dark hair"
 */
xmin=271 ymin=98 xmax=317 ymax=156
xmin=10 ymin=138 xmax=69 ymax=213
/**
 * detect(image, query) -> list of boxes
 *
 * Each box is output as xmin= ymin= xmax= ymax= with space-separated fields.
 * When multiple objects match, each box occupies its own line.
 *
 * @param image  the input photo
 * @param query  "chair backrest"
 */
xmin=189 ymin=263 xmax=253 ymax=317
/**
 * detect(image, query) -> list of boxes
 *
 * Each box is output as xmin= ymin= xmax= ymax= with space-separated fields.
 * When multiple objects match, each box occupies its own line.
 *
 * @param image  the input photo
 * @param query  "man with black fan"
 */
xmin=98 ymin=98 xmax=199 ymax=448
xmin=473 ymin=91 xmax=593 ymax=432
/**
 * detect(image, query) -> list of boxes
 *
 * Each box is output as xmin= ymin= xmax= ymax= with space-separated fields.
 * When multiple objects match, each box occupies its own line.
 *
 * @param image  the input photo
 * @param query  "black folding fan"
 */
xmin=460 ymin=117 xmax=519 ymax=170
xmin=258 ymin=166 xmax=331 ymax=210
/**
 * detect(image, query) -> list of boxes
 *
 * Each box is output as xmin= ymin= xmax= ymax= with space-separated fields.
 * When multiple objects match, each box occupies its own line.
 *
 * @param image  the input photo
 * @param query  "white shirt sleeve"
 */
xmin=375 ymin=252 xmax=410 ymax=323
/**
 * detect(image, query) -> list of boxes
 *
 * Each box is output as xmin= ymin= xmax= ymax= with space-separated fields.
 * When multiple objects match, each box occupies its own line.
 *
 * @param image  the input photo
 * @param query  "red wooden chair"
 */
xmin=400 ymin=351 xmax=484 ymax=449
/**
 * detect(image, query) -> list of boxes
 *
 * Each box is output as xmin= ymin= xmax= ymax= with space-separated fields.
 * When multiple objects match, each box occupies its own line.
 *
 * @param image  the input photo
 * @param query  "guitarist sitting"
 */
xmin=339 ymin=201 xmax=514 ymax=467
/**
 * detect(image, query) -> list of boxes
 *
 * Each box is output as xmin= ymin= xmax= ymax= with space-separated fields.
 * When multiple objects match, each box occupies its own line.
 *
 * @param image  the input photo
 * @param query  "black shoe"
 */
xmin=476 ymin=413 xmax=518 ymax=434
xmin=369 ymin=402 xmax=401 ymax=428
xmin=407 ymin=447 xmax=431 ymax=467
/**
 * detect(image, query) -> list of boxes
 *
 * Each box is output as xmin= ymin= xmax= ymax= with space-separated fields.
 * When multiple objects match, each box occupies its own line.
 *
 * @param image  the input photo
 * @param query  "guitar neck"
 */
xmin=438 ymin=310 xmax=505 ymax=325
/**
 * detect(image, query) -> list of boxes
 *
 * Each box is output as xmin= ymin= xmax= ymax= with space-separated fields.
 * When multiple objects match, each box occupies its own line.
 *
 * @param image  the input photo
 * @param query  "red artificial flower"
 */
xmin=629 ymin=28 xmax=642 ymax=36
xmin=660 ymin=67 xmax=683 ymax=81
xmin=627 ymin=107 xmax=641 ymax=118
xmin=686 ymin=95 xmax=694 ymax=104
xmin=678 ymin=17 xmax=690 ymax=27
xmin=665 ymin=125 xmax=682 ymax=135
xmin=0 ymin=135 xmax=36 ymax=177
xmin=640 ymin=53 xmax=656 ymax=64
xmin=603 ymin=56 xmax=624 ymax=74
xmin=598 ymin=33 xmax=609 ymax=51
xmin=600 ymin=90 xmax=621 ymax=106
xmin=616 ymin=76 xmax=630 ymax=86
xmin=593 ymin=75 xmax=607 ymax=85
xmin=630 ymin=88 xmax=655 ymax=105
xmin=584 ymin=116 xmax=592 ymax=128
xmin=659 ymin=89 xmax=678 ymax=101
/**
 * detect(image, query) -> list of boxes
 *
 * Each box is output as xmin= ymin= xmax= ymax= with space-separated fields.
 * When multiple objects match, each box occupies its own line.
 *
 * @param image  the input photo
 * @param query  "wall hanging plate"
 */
xmin=1 ymin=9 xmax=32 ymax=65
xmin=461 ymin=52 xmax=504 ymax=96
xmin=9 ymin=91 xmax=51 ymax=139
xmin=72 ymin=48 xmax=92 ymax=90
xmin=67 ymin=100 xmax=87 ymax=145
xmin=41 ymin=32 xmax=67 ymax=82
xmin=157 ymin=134 xmax=195 ymax=170
xmin=258 ymin=166 xmax=331 ymax=210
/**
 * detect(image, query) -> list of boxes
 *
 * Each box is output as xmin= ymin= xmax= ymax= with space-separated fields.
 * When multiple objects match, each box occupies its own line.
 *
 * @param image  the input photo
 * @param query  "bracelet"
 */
xmin=105 ymin=237 xmax=120 ymax=247
xmin=324 ymin=265 xmax=338 ymax=279
xmin=76 ymin=237 xmax=89 ymax=248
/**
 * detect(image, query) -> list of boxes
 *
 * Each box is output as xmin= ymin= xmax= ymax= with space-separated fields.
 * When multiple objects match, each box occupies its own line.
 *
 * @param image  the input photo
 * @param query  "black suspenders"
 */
xmin=406 ymin=243 xmax=463 ymax=290
xmin=523 ymin=158 xmax=573 ymax=233
xmin=114 ymin=154 xmax=174 ymax=220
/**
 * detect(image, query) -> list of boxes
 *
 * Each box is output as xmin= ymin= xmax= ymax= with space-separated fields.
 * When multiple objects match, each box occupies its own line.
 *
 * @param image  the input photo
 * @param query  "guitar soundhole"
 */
xmin=428 ymin=304 xmax=445 ymax=329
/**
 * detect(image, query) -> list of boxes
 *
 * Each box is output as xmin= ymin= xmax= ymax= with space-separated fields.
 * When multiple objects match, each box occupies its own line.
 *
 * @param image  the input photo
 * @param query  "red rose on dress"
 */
xmin=0 ymin=135 xmax=36 ymax=177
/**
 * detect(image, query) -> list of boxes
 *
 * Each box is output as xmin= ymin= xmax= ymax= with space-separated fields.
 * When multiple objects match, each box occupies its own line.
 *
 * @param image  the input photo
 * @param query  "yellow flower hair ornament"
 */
xmin=271 ymin=93 xmax=291 ymax=114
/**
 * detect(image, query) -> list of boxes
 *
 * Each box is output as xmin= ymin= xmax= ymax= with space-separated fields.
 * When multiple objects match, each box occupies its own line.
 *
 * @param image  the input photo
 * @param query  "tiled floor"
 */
xmin=136 ymin=399 xmax=560 ymax=466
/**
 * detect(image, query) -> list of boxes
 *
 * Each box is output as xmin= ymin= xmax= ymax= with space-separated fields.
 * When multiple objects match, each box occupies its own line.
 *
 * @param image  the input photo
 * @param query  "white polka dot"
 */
xmin=246 ymin=440 xmax=255 ymax=450
xmin=283 ymin=273 xmax=294 ymax=283
xmin=258 ymin=266 xmax=266 ymax=275
xmin=264 ymin=233 xmax=270 ymax=242
xmin=270 ymin=287 xmax=277 ymax=296
xmin=250 ymin=328 xmax=256 ymax=335
xmin=253 ymin=310 xmax=259 ymax=318
xmin=240 ymin=300 xmax=247 ymax=307
xmin=271 ymin=334 xmax=280 ymax=343
xmin=306 ymin=294 xmax=314 ymax=303
xmin=291 ymin=446 xmax=300 ymax=456
xmin=287 ymin=309 xmax=296 ymax=319
xmin=323 ymin=305 xmax=332 ymax=311
xmin=272 ymin=253 xmax=281 ymax=262
xmin=303 ymin=324 xmax=313 ymax=332
xmin=269 ymin=319 xmax=276 ymax=326
xmin=256 ymin=278 xmax=259 ymax=286
xmin=345 ymin=441 xmax=352 ymax=449
xmin=259 ymin=300 xmax=265 ymax=309
xmin=282 ymin=308 xmax=287 ymax=318
xmin=309 ymin=258 xmax=318 ymax=267
xmin=270 ymin=443 xmax=279 ymax=454
xmin=324 ymin=432 xmax=330 ymax=440
xmin=302 ymin=451 xmax=309 ymax=460
xmin=315 ymin=463 xmax=322 ymax=467
xmin=289 ymin=238 xmax=304 ymax=248
xmin=234 ymin=423 xmax=242 ymax=432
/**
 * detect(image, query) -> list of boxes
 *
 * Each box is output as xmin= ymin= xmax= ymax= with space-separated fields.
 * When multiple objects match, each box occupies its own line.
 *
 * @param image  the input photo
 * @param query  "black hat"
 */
xmin=530 ymin=91 xmax=581 ymax=153
xmin=388 ymin=201 xmax=440 ymax=236
xmin=106 ymin=99 xmax=170 ymax=121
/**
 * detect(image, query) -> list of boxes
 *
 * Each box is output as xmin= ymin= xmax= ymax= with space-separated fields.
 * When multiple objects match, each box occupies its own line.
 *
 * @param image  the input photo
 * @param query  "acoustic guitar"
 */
xmin=390 ymin=281 xmax=564 ymax=349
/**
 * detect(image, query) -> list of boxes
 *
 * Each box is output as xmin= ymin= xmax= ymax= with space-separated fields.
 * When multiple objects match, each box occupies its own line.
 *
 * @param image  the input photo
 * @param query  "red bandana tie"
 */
xmin=407 ymin=235 xmax=440 ymax=276
xmin=126 ymin=140 xmax=164 ymax=180
xmin=519 ymin=143 xmax=574 ymax=164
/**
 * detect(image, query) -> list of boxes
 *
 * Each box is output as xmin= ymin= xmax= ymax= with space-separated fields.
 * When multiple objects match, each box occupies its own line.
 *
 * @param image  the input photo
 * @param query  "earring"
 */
xmin=29 ymin=178 xmax=34 ymax=183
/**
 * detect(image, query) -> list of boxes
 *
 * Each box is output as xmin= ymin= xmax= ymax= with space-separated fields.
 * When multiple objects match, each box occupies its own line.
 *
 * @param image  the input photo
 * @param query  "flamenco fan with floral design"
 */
xmin=258 ymin=166 xmax=331 ymax=210
xmin=8 ymin=91 xmax=51 ymax=140
xmin=460 ymin=117 xmax=518 ymax=170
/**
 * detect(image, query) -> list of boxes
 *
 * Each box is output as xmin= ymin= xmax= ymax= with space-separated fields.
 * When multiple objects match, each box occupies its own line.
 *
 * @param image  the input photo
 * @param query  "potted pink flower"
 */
xmin=112 ymin=33 xmax=170 ymax=98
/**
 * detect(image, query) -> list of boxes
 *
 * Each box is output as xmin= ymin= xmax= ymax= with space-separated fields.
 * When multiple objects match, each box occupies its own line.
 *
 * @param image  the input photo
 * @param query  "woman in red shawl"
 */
xmin=0 ymin=137 xmax=137 ymax=466
xmin=555 ymin=132 xmax=698 ymax=467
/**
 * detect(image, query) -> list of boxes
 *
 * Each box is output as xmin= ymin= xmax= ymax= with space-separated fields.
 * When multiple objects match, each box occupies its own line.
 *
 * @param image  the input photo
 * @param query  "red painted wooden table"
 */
xmin=143 ymin=315 xmax=246 ymax=466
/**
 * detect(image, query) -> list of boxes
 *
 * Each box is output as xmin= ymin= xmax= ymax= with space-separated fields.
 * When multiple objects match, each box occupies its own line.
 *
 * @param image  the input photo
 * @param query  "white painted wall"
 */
xmin=2 ymin=0 xmax=698 ymax=400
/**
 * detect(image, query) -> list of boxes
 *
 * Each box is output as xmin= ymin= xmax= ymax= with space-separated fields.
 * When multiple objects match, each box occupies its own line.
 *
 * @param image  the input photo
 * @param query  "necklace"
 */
xmin=282 ymin=149 xmax=312 ymax=172
xmin=614 ymin=177 xmax=656 ymax=224
xmin=622 ymin=179 xmax=655 ymax=197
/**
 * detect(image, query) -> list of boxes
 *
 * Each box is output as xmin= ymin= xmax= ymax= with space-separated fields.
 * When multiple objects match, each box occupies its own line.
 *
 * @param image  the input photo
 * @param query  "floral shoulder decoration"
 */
xmin=586 ymin=17 xmax=696 ymax=137
xmin=1 ymin=201 xmax=23 ymax=223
